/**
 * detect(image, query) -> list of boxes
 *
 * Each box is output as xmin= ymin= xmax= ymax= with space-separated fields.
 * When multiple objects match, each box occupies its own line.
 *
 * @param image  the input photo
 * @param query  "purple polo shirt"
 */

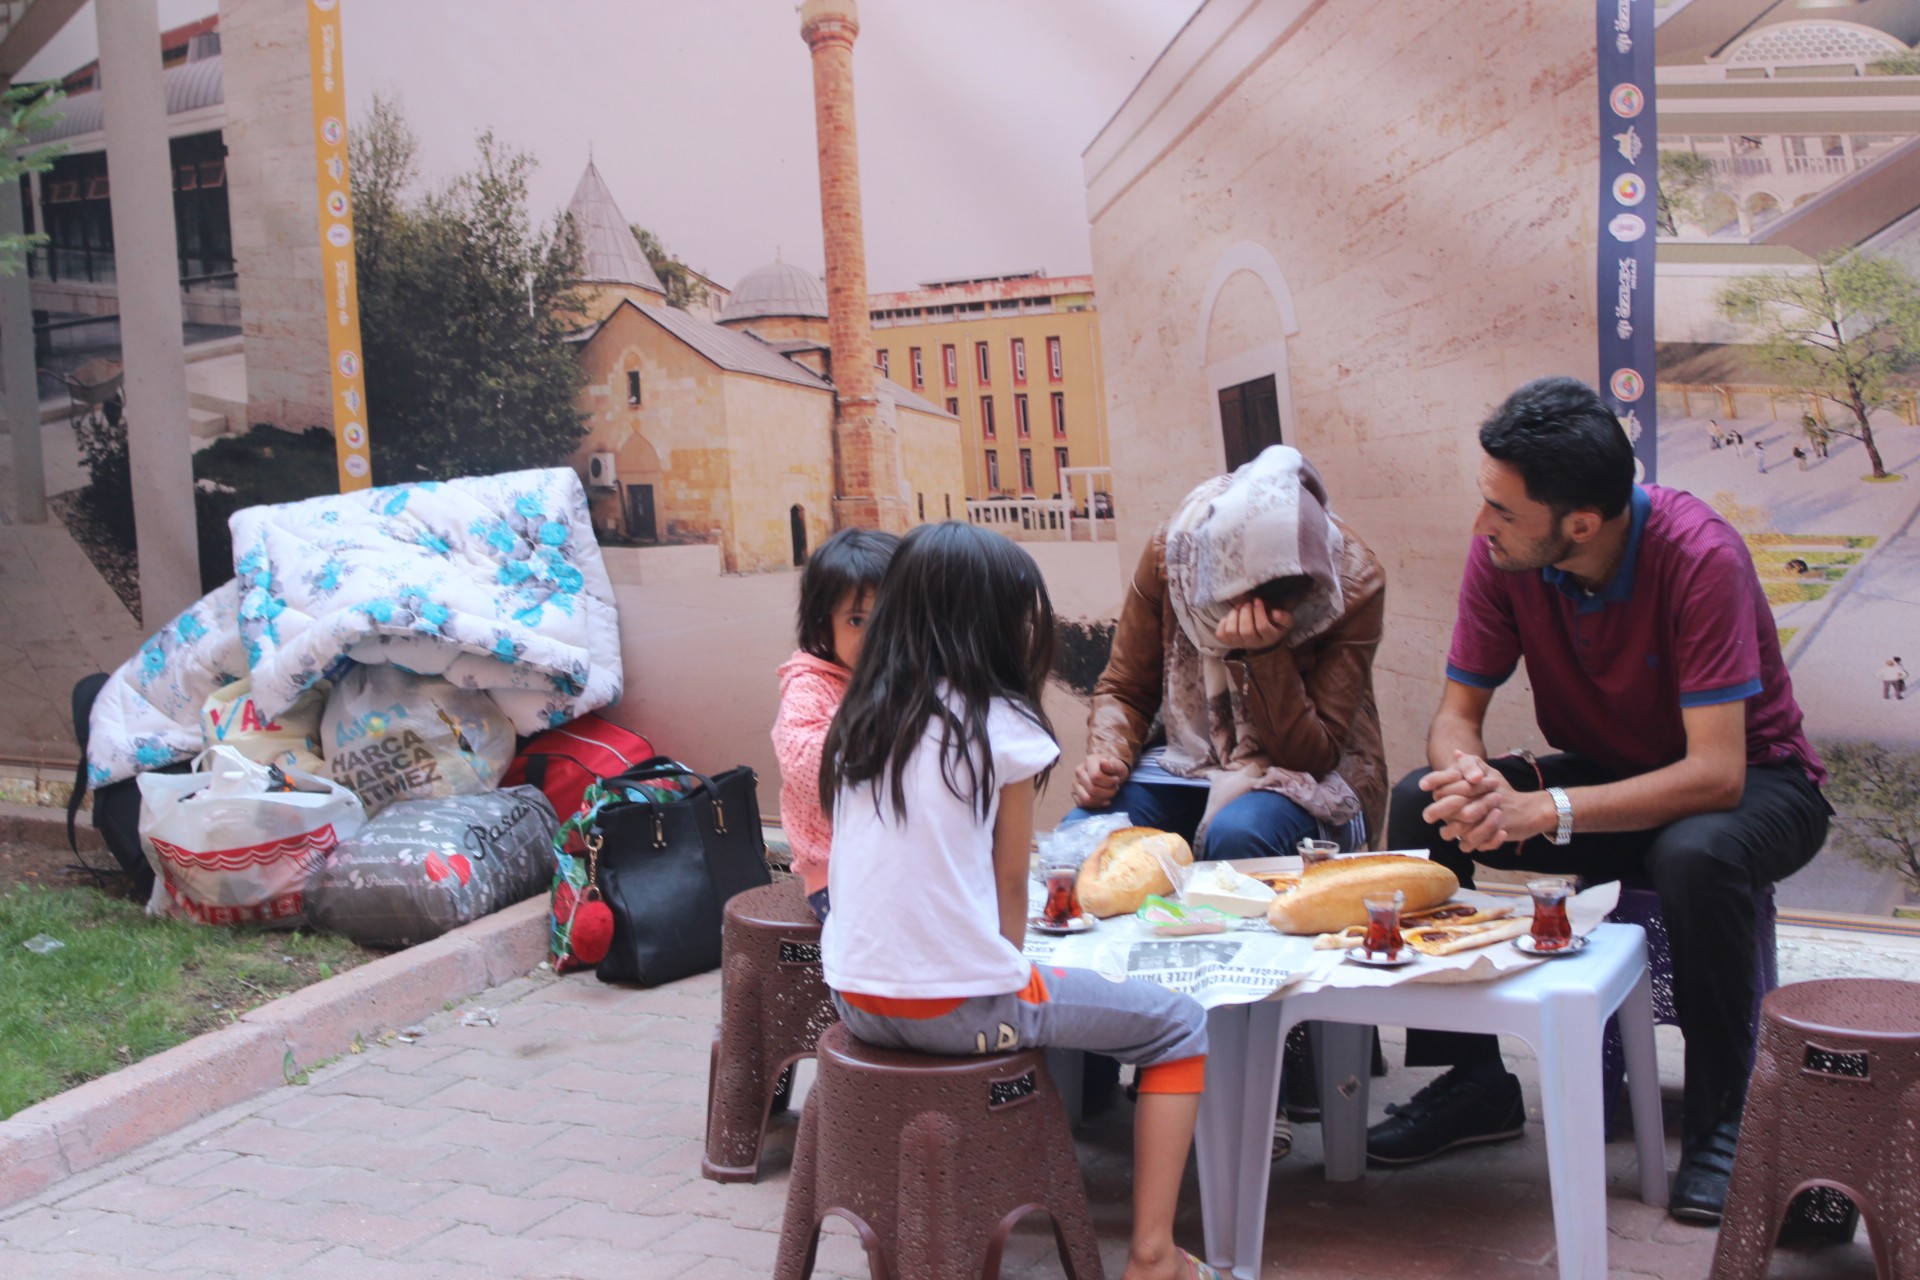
xmin=1445 ymin=485 xmax=1824 ymax=785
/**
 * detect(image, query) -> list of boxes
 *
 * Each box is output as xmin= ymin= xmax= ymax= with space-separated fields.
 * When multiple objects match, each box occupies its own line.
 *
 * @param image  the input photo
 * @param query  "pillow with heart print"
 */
xmin=305 ymin=785 xmax=558 ymax=949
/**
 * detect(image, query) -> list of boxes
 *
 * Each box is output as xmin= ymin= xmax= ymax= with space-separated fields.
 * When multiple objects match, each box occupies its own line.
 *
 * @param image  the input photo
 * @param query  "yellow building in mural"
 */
xmin=870 ymin=272 xmax=1110 ymax=508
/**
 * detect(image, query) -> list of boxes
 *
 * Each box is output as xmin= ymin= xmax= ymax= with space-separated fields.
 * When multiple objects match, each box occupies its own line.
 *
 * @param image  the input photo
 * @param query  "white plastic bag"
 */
xmin=138 ymin=745 xmax=367 ymax=927
xmin=320 ymin=665 xmax=515 ymax=816
xmin=200 ymin=676 xmax=328 ymax=777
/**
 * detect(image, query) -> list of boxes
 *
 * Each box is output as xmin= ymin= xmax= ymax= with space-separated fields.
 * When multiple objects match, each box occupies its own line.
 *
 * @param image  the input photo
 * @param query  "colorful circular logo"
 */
xmin=1610 ymin=369 xmax=1645 ymax=402
xmin=343 ymin=422 xmax=366 ymax=449
xmin=344 ymin=454 xmax=369 ymax=479
xmin=326 ymin=191 xmax=349 ymax=218
xmin=326 ymin=223 xmax=353 ymax=248
xmin=338 ymin=350 xmax=360 ymax=378
xmin=321 ymin=117 xmax=344 ymax=146
xmin=1608 ymin=212 xmax=1647 ymax=243
xmin=1612 ymin=174 xmax=1646 ymax=207
xmin=1610 ymin=84 xmax=1644 ymax=118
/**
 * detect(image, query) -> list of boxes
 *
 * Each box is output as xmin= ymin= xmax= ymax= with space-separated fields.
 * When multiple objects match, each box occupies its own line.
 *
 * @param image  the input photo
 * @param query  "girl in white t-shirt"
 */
xmin=821 ymin=522 xmax=1216 ymax=1280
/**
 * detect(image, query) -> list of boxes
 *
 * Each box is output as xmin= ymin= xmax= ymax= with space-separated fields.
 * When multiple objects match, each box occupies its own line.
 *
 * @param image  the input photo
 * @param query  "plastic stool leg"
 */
xmin=1535 ymin=993 xmax=1610 ymax=1280
xmin=1315 ymin=1021 xmax=1373 ymax=1183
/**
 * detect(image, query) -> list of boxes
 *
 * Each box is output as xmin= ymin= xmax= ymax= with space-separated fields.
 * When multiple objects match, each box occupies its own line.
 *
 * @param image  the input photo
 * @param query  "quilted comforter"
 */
xmin=87 ymin=467 xmax=623 ymax=787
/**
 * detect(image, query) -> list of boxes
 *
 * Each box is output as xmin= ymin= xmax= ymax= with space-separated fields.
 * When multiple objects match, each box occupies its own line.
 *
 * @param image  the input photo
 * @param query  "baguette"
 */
xmin=1265 ymin=854 xmax=1459 ymax=935
xmin=1403 ymin=917 xmax=1531 ymax=956
xmin=1076 ymin=827 xmax=1194 ymax=918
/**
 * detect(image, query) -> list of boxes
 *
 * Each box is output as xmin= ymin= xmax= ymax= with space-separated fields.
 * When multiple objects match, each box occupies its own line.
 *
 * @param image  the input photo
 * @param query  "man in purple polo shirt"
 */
xmin=1368 ymin=378 xmax=1829 ymax=1225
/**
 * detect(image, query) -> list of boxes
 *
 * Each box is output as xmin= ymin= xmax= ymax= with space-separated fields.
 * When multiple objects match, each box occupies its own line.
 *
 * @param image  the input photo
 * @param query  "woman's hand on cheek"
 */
xmin=1216 ymin=602 xmax=1291 ymax=652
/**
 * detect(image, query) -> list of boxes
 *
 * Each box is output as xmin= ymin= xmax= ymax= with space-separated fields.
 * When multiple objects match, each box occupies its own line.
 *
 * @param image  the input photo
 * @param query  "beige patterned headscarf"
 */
xmin=1160 ymin=446 xmax=1362 ymax=841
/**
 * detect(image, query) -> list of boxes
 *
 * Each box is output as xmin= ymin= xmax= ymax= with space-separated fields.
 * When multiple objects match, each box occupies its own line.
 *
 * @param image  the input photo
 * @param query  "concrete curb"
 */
xmin=0 ymin=895 xmax=551 ymax=1211
xmin=0 ymin=799 xmax=104 ymax=853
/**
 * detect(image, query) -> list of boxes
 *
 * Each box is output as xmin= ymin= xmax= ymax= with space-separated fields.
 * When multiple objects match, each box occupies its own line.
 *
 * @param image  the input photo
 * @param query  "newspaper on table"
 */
xmin=1024 ymin=867 xmax=1619 ymax=1012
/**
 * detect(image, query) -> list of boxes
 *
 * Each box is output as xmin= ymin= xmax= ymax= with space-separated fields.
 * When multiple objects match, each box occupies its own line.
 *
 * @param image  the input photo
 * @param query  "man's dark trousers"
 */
xmin=1387 ymin=755 xmax=1829 ymax=1141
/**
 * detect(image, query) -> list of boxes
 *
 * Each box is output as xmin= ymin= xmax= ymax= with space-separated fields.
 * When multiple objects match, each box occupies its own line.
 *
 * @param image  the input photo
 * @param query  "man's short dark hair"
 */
xmin=1478 ymin=377 xmax=1635 ymax=520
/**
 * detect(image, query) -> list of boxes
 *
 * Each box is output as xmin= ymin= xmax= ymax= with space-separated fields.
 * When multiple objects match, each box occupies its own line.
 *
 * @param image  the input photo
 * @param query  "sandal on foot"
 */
xmin=1184 ymin=1250 xmax=1226 ymax=1280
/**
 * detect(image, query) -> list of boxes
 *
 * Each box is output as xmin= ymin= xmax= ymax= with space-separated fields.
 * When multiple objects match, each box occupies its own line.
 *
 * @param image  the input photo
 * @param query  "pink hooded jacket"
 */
xmin=772 ymin=650 xmax=850 ymax=896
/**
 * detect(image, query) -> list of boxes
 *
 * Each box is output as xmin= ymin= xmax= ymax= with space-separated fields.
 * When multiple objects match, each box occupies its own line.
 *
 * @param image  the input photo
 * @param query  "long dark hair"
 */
xmin=821 ymin=522 xmax=1056 ymax=822
xmin=796 ymin=528 xmax=899 ymax=662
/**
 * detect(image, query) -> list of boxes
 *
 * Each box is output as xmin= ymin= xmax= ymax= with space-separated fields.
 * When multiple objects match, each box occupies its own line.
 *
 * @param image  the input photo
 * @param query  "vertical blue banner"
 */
xmin=1598 ymin=0 xmax=1658 ymax=481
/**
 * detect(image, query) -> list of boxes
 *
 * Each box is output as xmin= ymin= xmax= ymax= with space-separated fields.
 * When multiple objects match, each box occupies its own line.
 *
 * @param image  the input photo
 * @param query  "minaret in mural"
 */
xmin=799 ymin=0 xmax=909 ymax=533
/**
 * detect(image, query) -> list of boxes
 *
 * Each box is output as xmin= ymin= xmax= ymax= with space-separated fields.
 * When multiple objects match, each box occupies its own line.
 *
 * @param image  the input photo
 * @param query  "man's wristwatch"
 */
xmin=1546 ymin=786 xmax=1574 ymax=845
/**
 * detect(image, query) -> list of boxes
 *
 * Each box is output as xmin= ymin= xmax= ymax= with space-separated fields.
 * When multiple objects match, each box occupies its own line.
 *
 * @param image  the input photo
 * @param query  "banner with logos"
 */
xmin=1598 ymin=0 xmax=1657 ymax=481
xmin=308 ymin=0 xmax=372 ymax=492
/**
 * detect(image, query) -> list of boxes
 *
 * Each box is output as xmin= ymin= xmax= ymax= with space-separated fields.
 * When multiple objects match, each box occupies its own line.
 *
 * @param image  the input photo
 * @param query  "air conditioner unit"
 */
xmin=587 ymin=453 xmax=617 ymax=489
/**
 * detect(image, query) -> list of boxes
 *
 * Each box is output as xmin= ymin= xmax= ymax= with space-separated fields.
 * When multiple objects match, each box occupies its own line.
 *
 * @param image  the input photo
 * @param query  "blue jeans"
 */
xmin=1065 ymin=778 xmax=1317 ymax=860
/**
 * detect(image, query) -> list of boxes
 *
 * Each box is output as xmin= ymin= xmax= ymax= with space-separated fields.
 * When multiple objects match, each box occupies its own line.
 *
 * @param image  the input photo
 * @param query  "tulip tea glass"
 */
xmin=1297 ymin=838 xmax=1340 ymax=868
xmin=1043 ymin=862 xmax=1083 ymax=926
xmin=1527 ymin=878 xmax=1574 ymax=952
xmin=1362 ymin=889 xmax=1405 ymax=959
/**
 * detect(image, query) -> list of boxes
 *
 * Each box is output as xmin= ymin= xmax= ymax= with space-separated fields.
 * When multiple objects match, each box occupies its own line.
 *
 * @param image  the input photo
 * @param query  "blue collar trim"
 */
xmin=1542 ymin=485 xmax=1649 ymax=614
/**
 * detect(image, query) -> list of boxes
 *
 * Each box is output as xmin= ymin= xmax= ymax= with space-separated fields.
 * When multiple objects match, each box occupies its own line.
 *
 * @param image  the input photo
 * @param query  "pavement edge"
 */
xmin=0 ymin=895 xmax=551 ymax=1210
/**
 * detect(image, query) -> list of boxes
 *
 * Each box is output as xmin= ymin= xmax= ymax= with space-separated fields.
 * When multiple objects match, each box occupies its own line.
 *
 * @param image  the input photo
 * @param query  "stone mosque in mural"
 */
xmin=558 ymin=160 xmax=965 ymax=575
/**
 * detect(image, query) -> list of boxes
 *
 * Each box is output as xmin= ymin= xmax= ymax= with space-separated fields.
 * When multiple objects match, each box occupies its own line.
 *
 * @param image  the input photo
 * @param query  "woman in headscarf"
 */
xmin=1071 ymin=445 xmax=1387 ymax=856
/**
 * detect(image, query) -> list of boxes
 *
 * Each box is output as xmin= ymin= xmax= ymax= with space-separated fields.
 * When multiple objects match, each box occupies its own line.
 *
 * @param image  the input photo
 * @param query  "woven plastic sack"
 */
xmin=320 ymin=665 xmax=514 ymax=816
xmin=306 ymin=786 xmax=558 ymax=949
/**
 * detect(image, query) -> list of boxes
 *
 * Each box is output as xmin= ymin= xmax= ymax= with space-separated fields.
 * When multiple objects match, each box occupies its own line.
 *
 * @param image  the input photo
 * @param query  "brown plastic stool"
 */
xmin=776 ymin=1022 xmax=1104 ymax=1280
xmin=1711 ymin=978 xmax=1920 ymax=1280
xmin=702 ymin=880 xmax=838 ymax=1183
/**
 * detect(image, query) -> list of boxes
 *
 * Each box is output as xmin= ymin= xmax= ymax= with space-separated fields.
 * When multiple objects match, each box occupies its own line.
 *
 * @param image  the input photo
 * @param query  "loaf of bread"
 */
xmin=1076 ymin=827 xmax=1194 ymax=918
xmin=1265 ymin=854 xmax=1459 ymax=935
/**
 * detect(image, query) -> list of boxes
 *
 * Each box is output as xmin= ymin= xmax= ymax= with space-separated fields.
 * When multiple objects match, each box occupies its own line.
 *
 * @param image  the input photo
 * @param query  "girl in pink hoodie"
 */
xmin=773 ymin=528 xmax=899 ymax=922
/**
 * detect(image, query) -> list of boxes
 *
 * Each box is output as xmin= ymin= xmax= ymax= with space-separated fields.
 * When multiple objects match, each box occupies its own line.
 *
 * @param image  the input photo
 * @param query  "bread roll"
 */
xmin=1076 ymin=827 xmax=1194 ymax=918
xmin=1265 ymin=854 xmax=1459 ymax=935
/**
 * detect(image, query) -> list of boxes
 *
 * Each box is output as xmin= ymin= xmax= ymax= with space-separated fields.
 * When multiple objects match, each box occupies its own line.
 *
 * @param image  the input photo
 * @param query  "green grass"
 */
xmin=1751 ymin=550 xmax=1862 ymax=571
xmin=1764 ymin=581 xmax=1832 ymax=605
xmin=0 ymin=886 xmax=371 ymax=1118
xmin=1744 ymin=534 xmax=1878 ymax=549
xmin=1777 ymin=627 xmax=1799 ymax=647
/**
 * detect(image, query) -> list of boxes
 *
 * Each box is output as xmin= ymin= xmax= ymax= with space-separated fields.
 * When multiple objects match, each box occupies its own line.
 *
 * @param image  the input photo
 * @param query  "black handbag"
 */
xmin=589 ymin=757 xmax=770 ymax=987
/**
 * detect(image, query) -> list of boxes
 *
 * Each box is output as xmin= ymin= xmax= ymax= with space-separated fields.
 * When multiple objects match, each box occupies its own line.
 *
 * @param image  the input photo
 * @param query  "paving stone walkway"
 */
xmin=1 ymin=937 xmax=1902 ymax=1279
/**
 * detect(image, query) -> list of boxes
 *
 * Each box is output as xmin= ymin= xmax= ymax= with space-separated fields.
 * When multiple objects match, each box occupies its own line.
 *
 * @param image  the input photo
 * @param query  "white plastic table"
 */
xmin=1194 ymin=922 xmax=1667 ymax=1280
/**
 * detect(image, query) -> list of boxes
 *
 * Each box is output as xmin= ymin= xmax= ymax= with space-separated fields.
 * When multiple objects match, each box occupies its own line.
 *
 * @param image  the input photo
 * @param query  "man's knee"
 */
xmin=1646 ymin=822 xmax=1745 ymax=903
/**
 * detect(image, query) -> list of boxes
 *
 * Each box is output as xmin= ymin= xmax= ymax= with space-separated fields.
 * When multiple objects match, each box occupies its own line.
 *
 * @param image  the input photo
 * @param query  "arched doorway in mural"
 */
xmin=790 ymin=504 xmax=808 ymax=567
xmin=1198 ymin=242 xmax=1300 ymax=474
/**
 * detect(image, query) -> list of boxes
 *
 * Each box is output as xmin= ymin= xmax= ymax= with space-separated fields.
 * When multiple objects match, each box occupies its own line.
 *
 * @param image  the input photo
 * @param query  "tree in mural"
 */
xmin=632 ymin=224 xmax=710 ymax=311
xmin=1718 ymin=251 xmax=1920 ymax=480
xmin=0 ymin=85 xmax=63 ymax=272
xmin=1655 ymin=149 xmax=1716 ymax=238
xmin=1821 ymin=739 xmax=1920 ymax=897
xmin=352 ymin=95 xmax=588 ymax=484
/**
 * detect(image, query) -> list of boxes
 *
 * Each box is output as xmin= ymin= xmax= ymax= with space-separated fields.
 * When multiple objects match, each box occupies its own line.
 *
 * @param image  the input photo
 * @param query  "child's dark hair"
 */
xmin=822 ymin=522 xmax=1056 ymax=821
xmin=796 ymin=528 xmax=899 ymax=663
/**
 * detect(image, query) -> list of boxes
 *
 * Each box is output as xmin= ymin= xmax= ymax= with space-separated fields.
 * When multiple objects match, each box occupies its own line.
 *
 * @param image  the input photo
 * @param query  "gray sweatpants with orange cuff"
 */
xmin=834 ymin=964 xmax=1210 ymax=1094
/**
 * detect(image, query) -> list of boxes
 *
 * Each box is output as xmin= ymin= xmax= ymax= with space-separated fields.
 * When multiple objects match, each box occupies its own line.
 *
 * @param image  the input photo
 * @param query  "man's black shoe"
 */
xmin=1366 ymin=1060 xmax=1525 ymax=1165
xmin=1669 ymin=1118 xmax=1740 ymax=1224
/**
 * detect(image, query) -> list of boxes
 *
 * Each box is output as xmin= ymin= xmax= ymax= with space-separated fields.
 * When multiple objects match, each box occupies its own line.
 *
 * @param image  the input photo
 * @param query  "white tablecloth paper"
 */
xmin=1023 ymin=877 xmax=1620 ymax=1012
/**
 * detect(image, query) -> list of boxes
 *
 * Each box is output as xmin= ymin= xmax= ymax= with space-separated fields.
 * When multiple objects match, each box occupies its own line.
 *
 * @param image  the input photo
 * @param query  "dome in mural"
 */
xmin=719 ymin=257 xmax=829 ymax=322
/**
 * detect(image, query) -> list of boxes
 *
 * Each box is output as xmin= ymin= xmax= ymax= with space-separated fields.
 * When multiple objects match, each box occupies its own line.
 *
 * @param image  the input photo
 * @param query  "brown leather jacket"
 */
xmin=1086 ymin=519 xmax=1388 ymax=843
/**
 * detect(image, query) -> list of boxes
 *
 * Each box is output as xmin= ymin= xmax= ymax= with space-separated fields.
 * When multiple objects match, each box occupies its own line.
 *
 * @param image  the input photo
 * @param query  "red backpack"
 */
xmin=503 ymin=713 xmax=655 ymax=850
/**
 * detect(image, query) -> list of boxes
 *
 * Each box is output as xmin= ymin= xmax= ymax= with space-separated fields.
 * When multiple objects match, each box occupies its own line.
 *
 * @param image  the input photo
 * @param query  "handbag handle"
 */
xmin=602 ymin=757 xmax=733 ymax=835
